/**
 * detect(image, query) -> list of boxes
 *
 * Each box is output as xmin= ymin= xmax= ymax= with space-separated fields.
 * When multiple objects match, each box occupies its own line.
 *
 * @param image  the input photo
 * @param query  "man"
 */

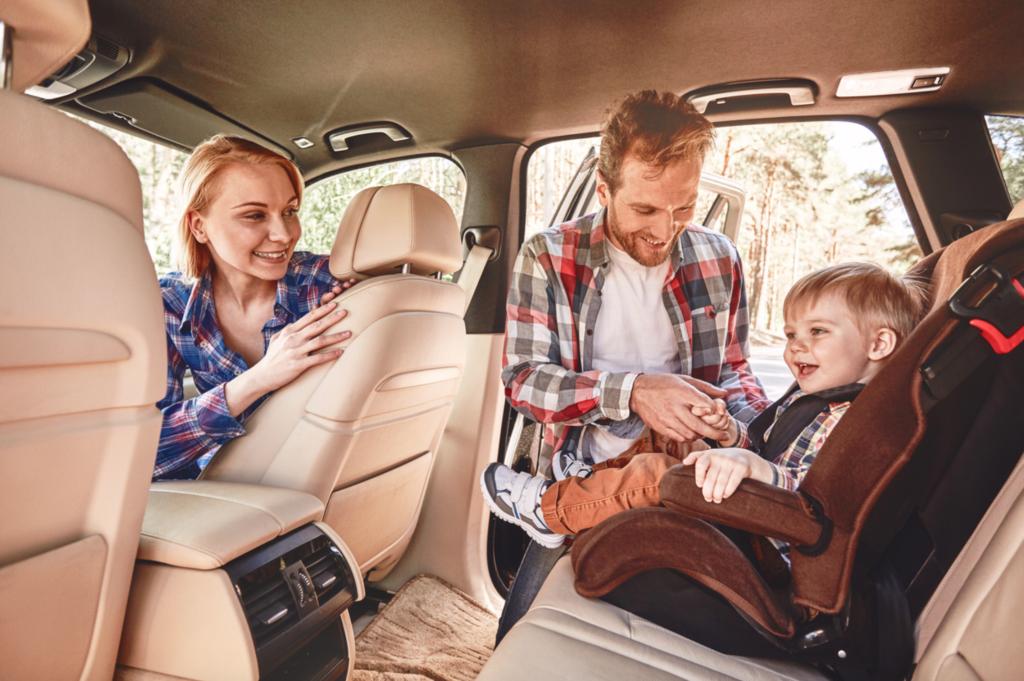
xmin=495 ymin=90 xmax=769 ymax=642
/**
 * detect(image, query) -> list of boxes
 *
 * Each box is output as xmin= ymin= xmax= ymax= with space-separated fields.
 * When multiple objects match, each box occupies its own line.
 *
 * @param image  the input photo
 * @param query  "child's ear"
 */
xmin=868 ymin=327 xmax=898 ymax=361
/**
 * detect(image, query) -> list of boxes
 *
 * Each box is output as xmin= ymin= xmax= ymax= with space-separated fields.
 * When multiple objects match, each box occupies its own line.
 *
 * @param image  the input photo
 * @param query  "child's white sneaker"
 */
xmin=552 ymin=447 xmax=594 ymax=481
xmin=480 ymin=463 xmax=564 ymax=548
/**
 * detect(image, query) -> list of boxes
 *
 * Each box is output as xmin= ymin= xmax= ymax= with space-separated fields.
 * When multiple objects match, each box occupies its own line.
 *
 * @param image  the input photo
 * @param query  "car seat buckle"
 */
xmin=948 ymin=263 xmax=1024 ymax=355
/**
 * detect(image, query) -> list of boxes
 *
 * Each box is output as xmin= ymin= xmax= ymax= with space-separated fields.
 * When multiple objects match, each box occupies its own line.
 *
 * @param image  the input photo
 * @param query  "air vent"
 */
xmin=306 ymin=544 xmax=345 ymax=603
xmin=95 ymin=36 xmax=120 ymax=61
xmin=239 ymin=573 xmax=299 ymax=647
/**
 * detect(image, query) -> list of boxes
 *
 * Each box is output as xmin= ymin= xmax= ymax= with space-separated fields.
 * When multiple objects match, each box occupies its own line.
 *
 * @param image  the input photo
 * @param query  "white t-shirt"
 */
xmin=585 ymin=241 xmax=682 ymax=463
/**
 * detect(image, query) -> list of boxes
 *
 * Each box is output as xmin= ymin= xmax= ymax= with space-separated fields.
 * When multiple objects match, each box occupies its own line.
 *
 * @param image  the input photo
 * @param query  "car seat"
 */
xmin=200 ymin=183 xmax=467 ymax=580
xmin=0 ymin=2 xmax=167 ymax=680
xmin=571 ymin=216 xmax=1024 ymax=678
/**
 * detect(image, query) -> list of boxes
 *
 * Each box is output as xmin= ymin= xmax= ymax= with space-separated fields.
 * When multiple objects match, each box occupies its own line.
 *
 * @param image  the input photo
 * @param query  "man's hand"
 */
xmin=681 ymin=447 xmax=771 ymax=503
xmin=629 ymin=374 xmax=729 ymax=443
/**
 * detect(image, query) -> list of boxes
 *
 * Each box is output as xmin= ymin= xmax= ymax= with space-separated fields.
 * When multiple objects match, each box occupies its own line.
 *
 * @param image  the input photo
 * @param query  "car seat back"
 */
xmin=574 ymin=217 xmax=1024 ymax=675
xmin=201 ymin=184 xmax=467 ymax=579
xmin=0 ymin=3 xmax=167 ymax=680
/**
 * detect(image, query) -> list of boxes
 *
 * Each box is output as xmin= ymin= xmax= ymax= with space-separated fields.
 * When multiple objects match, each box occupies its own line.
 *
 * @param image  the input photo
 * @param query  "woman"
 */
xmin=156 ymin=135 xmax=354 ymax=480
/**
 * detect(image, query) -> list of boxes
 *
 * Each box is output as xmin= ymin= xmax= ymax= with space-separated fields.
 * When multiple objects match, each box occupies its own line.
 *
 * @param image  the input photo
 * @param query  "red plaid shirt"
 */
xmin=502 ymin=209 xmax=769 ymax=474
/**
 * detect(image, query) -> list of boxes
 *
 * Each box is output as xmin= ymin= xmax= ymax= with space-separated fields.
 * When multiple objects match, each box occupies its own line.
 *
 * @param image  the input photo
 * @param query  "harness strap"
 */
xmin=749 ymin=383 xmax=866 ymax=463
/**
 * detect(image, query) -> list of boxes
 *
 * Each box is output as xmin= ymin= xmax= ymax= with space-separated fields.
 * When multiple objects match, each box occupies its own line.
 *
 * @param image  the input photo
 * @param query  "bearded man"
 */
xmin=496 ymin=89 xmax=769 ymax=642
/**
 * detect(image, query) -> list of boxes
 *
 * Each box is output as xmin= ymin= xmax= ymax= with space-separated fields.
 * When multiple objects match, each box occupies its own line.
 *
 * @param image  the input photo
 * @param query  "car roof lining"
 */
xmin=57 ymin=0 xmax=1024 ymax=179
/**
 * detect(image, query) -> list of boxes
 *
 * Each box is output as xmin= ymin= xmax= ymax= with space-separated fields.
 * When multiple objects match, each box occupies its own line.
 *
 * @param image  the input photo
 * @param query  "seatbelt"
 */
xmin=457 ymin=244 xmax=493 ymax=315
xmin=747 ymin=383 xmax=866 ymax=463
xmin=922 ymin=262 xmax=1024 ymax=401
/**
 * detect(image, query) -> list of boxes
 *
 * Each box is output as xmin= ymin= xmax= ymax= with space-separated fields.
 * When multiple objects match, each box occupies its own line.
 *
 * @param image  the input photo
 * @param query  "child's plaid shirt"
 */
xmin=502 ymin=208 xmax=770 ymax=475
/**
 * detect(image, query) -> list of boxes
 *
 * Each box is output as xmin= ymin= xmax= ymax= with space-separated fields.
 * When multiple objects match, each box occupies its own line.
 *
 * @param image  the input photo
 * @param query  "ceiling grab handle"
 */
xmin=687 ymin=79 xmax=816 ymax=114
xmin=328 ymin=123 xmax=411 ymax=152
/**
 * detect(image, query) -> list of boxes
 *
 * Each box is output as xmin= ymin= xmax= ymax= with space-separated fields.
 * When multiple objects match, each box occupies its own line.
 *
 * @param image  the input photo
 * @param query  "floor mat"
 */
xmin=351 ymin=574 xmax=498 ymax=681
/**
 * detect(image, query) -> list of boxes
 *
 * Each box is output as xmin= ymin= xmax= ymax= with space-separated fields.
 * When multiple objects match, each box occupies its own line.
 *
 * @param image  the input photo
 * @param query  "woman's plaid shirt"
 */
xmin=502 ymin=208 xmax=770 ymax=474
xmin=155 ymin=252 xmax=341 ymax=480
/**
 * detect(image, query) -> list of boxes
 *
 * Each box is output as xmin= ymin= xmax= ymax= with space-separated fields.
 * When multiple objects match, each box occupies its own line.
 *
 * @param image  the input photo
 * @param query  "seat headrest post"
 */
xmin=401 ymin=263 xmax=411 ymax=274
xmin=1 ymin=21 xmax=12 ymax=91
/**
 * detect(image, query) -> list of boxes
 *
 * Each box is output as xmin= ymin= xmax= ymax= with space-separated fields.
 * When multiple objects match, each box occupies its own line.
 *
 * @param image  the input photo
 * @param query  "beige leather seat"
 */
xmin=0 ymin=3 xmax=166 ymax=680
xmin=202 ymin=183 xmax=466 ymax=579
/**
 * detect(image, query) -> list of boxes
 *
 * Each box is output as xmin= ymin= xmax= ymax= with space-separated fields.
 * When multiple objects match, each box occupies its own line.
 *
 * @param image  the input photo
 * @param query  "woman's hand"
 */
xmin=224 ymin=301 xmax=351 ymax=415
xmin=318 ymin=279 xmax=357 ymax=307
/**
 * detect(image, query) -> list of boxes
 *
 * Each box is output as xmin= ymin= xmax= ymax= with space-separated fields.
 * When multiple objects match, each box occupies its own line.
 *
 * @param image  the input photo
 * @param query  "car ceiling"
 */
xmin=71 ymin=0 xmax=1024 ymax=179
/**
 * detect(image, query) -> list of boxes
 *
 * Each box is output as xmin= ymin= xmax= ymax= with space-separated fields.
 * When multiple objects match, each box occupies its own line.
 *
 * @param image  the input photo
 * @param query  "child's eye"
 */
xmin=811 ymin=327 xmax=826 ymax=335
xmin=785 ymin=332 xmax=796 ymax=339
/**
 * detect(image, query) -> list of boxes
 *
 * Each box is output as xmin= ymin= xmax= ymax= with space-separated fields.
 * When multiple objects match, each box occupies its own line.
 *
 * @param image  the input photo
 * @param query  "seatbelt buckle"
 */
xmin=948 ymin=262 xmax=1024 ymax=355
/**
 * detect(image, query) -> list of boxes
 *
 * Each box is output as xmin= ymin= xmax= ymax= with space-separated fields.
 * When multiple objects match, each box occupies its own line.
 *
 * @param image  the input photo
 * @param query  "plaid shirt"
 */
xmin=503 ymin=208 xmax=769 ymax=475
xmin=155 ymin=252 xmax=341 ymax=480
xmin=735 ymin=389 xmax=852 ymax=492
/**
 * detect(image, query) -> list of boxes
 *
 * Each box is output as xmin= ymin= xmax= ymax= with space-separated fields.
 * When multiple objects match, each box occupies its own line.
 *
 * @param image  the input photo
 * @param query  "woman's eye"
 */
xmin=245 ymin=212 xmax=266 ymax=221
xmin=284 ymin=207 xmax=299 ymax=218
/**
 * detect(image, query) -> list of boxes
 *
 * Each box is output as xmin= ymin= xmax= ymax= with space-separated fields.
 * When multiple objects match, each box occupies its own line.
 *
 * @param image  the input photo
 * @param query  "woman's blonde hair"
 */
xmin=176 ymin=135 xmax=304 ymax=279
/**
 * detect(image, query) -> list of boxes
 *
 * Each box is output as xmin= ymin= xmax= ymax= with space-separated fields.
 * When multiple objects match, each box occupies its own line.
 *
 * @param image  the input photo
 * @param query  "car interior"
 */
xmin=1 ymin=1 xmax=1023 ymax=681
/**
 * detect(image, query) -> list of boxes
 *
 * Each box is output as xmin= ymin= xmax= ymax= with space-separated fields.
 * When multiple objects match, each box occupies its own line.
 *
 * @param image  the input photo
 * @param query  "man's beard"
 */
xmin=606 ymin=202 xmax=684 ymax=267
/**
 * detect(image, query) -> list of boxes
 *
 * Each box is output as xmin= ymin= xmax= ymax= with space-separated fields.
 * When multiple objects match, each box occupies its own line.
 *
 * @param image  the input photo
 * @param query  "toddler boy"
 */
xmin=481 ymin=262 xmax=925 ymax=548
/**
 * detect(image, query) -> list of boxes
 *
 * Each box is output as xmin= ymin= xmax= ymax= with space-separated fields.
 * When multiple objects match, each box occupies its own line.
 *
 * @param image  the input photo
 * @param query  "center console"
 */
xmin=118 ymin=481 xmax=364 ymax=681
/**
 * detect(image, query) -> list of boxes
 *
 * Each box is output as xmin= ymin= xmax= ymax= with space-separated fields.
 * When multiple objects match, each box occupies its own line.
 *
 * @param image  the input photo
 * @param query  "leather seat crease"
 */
xmin=201 ymin=183 xmax=467 ymax=579
xmin=0 ymin=2 xmax=166 ymax=680
xmin=478 ymin=557 xmax=829 ymax=681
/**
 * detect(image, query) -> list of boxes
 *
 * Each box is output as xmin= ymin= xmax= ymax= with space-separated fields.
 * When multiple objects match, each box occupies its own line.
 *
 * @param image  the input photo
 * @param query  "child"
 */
xmin=481 ymin=262 xmax=925 ymax=548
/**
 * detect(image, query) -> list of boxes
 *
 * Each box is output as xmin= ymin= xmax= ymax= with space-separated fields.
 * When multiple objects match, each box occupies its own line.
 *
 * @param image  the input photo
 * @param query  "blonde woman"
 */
xmin=156 ymin=135 xmax=354 ymax=479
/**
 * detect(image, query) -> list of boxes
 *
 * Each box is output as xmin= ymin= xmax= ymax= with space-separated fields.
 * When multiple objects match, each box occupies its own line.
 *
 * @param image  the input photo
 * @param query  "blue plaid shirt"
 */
xmin=156 ymin=252 xmax=341 ymax=480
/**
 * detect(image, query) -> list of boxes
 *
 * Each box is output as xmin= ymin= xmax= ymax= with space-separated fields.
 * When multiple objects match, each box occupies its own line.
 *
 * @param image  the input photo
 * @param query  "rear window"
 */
xmin=297 ymin=158 xmax=465 ymax=254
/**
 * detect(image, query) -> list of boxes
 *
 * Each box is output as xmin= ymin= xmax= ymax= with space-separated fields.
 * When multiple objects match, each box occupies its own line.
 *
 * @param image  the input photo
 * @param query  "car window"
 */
xmin=71 ymin=117 xmax=466 ymax=269
xmin=985 ymin=115 xmax=1024 ymax=206
xmin=297 ymin=158 xmax=466 ymax=254
xmin=529 ymin=122 xmax=917 ymax=337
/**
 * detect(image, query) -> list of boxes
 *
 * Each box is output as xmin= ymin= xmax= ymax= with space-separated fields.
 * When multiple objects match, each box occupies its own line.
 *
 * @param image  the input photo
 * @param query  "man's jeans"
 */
xmin=494 ymin=541 xmax=568 ymax=646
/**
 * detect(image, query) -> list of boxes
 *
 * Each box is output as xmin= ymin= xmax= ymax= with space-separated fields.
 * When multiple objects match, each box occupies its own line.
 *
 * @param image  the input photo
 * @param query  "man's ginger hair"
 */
xmin=784 ymin=262 xmax=928 ymax=344
xmin=175 ymin=135 xmax=304 ymax=279
xmin=598 ymin=90 xmax=716 ymax=195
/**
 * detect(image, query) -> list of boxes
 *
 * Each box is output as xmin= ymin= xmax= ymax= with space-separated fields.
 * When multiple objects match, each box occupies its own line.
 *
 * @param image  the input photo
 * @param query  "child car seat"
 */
xmin=571 ymin=217 xmax=1024 ymax=679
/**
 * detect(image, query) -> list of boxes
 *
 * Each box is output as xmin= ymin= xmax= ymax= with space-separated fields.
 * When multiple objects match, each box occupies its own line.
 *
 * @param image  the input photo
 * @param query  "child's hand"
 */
xmin=681 ymin=448 xmax=762 ymax=503
xmin=690 ymin=398 xmax=738 ymax=445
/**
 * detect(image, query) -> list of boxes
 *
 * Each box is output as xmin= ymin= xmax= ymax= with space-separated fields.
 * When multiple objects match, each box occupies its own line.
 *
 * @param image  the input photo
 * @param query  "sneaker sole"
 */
xmin=479 ymin=464 xmax=564 ymax=549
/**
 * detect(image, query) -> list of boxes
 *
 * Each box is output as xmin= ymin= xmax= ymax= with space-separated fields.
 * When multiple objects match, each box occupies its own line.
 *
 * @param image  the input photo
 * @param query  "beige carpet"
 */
xmin=351 ymin=574 xmax=498 ymax=681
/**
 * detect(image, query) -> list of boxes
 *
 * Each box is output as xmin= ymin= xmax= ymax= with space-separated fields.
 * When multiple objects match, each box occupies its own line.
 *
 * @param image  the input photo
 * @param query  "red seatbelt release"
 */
xmin=949 ymin=263 xmax=1024 ymax=355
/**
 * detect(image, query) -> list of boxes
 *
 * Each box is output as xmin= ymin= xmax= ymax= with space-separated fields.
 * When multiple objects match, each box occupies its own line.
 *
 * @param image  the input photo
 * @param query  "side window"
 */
xmin=525 ymin=122 xmax=917 ymax=337
xmin=985 ymin=115 xmax=1024 ymax=206
xmin=524 ymin=138 xmax=742 ymax=243
xmin=73 ymin=116 xmax=188 ymax=275
xmin=297 ymin=158 xmax=466 ymax=254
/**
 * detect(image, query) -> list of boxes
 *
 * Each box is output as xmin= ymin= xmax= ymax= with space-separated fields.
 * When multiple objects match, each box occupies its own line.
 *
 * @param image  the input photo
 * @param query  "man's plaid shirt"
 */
xmin=155 ymin=252 xmax=341 ymax=481
xmin=502 ymin=208 xmax=770 ymax=474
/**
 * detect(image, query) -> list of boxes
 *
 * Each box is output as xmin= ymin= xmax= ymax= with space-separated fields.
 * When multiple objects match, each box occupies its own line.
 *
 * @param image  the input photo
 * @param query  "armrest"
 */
xmin=138 ymin=481 xmax=325 ymax=569
xmin=659 ymin=465 xmax=823 ymax=547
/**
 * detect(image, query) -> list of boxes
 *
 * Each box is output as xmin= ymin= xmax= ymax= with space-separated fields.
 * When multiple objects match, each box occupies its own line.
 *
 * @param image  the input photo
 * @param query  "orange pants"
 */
xmin=540 ymin=433 xmax=709 ymax=535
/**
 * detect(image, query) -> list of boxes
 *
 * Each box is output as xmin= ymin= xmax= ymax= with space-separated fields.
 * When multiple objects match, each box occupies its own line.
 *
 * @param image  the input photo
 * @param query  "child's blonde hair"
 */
xmin=176 ymin=135 xmax=303 ymax=279
xmin=784 ymin=262 xmax=928 ymax=344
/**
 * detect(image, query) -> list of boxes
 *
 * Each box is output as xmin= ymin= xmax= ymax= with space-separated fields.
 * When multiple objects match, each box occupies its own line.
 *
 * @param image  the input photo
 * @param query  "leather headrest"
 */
xmin=1 ymin=0 xmax=91 ymax=93
xmin=330 ymin=183 xmax=463 ymax=281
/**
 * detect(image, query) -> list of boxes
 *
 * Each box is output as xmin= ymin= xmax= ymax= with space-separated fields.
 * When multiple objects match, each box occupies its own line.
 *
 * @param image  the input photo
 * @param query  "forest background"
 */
xmin=86 ymin=116 xmax=1024 ymax=334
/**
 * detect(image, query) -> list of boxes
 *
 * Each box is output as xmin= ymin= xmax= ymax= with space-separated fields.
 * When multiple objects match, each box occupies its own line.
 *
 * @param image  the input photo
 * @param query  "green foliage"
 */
xmin=986 ymin=115 xmax=1024 ymax=205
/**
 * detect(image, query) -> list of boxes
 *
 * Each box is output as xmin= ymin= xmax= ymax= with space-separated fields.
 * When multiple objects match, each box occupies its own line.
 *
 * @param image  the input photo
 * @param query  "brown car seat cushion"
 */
xmin=571 ymin=507 xmax=799 ymax=638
